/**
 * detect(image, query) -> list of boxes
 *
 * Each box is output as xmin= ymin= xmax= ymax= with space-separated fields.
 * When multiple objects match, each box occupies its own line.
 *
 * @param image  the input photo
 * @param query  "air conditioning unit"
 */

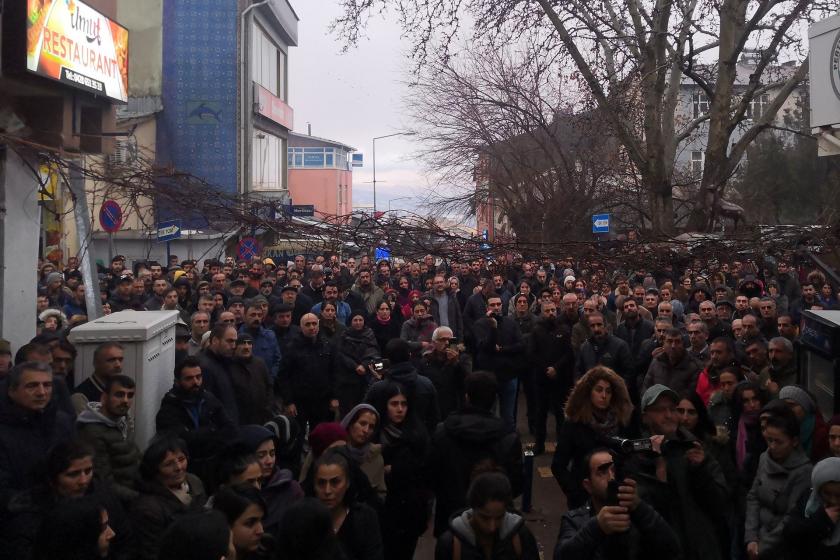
xmin=108 ymin=137 xmax=138 ymax=166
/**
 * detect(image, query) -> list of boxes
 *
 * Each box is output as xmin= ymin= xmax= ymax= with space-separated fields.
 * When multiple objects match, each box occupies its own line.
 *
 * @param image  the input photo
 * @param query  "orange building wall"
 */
xmin=288 ymin=168 xmax=353 ymax=218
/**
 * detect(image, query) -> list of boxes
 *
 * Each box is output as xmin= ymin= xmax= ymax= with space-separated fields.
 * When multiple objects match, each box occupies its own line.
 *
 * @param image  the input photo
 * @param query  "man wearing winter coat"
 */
xmin=0 ymin=362 xmax=75 ymax=504
xmin=155 ymin=356 xmax=237 ymax=483
xmin=428 ymin=371 xmax=523 ymax=537
xmin=576 ymin=313 xmax=633 ymax=388
xmin=641 ymin=328 xmax=703 ymax=396
xmin=554 ymin=448 xmax=681 ymax=560
xmin=76 ymin=375 xmax=141 ymax=503
xmin=198 ymin=324 xmax=241 ymax=424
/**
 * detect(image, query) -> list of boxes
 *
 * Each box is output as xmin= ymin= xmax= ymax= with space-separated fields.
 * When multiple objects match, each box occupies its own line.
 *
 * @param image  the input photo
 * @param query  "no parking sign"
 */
xmin=237 ymin=237 xmax=261 ymax=261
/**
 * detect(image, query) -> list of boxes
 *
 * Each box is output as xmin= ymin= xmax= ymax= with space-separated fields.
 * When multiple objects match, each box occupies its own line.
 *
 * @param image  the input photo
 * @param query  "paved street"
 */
xmin=415 ymin=392 xmax=568 ymax=559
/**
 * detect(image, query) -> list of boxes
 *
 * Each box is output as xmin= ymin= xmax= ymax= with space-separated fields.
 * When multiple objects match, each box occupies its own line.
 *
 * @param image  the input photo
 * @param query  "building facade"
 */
xmin=288 ymin=131 xmax=355 ymax=218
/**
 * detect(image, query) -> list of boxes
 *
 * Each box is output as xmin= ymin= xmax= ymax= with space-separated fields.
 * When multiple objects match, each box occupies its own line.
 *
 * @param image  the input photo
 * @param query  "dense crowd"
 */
xmin=3 ymin=251 xmax=840 ymax=559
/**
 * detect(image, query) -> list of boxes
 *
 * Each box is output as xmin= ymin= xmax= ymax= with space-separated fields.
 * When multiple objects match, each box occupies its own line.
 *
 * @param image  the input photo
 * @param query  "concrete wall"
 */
xmin=0 ymin=149 xmax=43 ymax=351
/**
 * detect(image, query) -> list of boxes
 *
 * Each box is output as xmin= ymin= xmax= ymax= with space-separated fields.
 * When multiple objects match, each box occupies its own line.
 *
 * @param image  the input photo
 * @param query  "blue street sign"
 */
xmin=351 ymin=153 xmax=364 ymax=167
xmin=156 ymin=220 xmax=182 ymax=242
xmin=592 ymin=213 xmax=610 ymax=233
xmin=374 ymin=247 xmax=391 ymax=261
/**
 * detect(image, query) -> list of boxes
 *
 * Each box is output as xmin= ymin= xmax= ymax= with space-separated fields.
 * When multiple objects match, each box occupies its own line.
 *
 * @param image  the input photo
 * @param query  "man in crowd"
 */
xmin=187 ymin=311 xmax=211 ymax=356
xmin=229 ymin=333 xmax=274 ymax=425
xmin=554 ymin=448 xmax=681 ymax=559
xmin=238 ymin=302 xmax=280 ymax=379
xmin=76 ymin=374 xmax=141 ymax=503
xmin=350 ymin=268 xmax=385 ymax=316
xmin=642 ymin=327 xmax=702 ymax=395
xmin=614 ymin=298 xmax=654 ymax=365
xmin=576 ymin=312 xmax=633 ymax=390
xmin=311 ymin=281 xmax=351 ymax=325
xmin=758 ymin=297 xmax=779 ymax=339
xmin=0 ymin=362 xmax=75 ymax=502
xmin=695 ymin=337 xmax=739 ymax=405
xmin=759 ymin=336 xmax=798 ymax=397
xmin=72 ymin=342 xmax=124 ymax=412
xmin=686 ymin=320 xmax=710 ymax=362
xmin=271 ymin=303 xmax=300 ymax=356
xmin=425 ymin=274 xmax=464 ymax=341
xmin=699 ymin=299 xmax=731 ymax=340
xmin=198 ymin=324 xmax=240 ymax=424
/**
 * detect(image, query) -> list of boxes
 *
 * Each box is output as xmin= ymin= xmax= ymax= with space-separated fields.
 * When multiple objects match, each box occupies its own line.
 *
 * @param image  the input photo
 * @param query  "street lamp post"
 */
xmin=372 ymin=132 xmax=415 ymax=214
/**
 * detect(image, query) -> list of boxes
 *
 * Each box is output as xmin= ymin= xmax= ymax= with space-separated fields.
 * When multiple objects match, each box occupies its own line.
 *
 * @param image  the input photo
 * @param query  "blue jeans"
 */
xmin=497 ymin=378 xmax=519 ymax=431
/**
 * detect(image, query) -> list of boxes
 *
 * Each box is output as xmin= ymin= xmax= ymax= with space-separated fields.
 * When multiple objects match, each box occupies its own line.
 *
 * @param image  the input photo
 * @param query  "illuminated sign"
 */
xmin=27 ymin=0 xmax=129 ymax=103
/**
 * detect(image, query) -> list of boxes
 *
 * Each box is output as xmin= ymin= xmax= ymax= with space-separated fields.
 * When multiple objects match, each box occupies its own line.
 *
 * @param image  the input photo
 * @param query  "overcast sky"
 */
xmin=288 ymin=0 xmax=429 ymax=213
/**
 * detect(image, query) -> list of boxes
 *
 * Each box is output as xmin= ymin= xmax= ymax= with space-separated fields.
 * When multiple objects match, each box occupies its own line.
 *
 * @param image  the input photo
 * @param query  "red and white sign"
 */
xmin=254 ymin=84 xmax=294 ymax=129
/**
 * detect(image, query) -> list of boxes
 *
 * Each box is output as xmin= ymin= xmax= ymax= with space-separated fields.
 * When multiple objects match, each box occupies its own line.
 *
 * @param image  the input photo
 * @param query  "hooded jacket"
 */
xmin=435 ymin=509 xmax=539 ymax=560
xmin=745 ymin=448 xmax=813 ymax=558
xmin=365 ymin=361 xmax=440 ymax=435
xmin=429 ymin=406 xmax=523 ymax=536
xmin=76 ymin=405 xmax=141 ymax=502
xmin=0 ymin=393 xmax=74 ymax=504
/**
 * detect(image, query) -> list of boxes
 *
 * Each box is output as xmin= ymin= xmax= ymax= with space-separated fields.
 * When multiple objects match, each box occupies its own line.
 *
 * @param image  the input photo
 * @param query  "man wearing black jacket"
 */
xmin=155 ymin=356 xmax=236 ymax=483
xmin=530 ymin=301 xmax=574 ymax=455
xmin=428 ymin=371 xmax=523 ymax=536
xmin=554 ymin=448 xmax=680 ymax=559
xmin=197 ymin=325 xmax=240 ymax=425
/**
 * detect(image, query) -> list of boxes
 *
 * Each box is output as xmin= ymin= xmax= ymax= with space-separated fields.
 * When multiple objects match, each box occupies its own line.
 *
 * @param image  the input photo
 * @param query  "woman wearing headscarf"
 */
xmin=783 ymin=457 xmax=840 ymax=559
xmin=340 ymin=404 xmax=387 ymax=501
xmin=336 ymin=312 xmax=381 ymax=416
xmin=779 ymin=385 xmax=830 ymax=463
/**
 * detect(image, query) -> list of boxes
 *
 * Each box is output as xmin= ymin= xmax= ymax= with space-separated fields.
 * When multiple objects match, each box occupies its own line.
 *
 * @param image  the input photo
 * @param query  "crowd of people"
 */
xmin=3 ymin=250 xmax=840 ymax=559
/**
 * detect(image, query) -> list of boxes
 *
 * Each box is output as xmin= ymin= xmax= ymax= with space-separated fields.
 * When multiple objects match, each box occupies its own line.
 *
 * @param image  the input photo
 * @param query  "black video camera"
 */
xmin=609 ymin=437 xmax=654 ymax=454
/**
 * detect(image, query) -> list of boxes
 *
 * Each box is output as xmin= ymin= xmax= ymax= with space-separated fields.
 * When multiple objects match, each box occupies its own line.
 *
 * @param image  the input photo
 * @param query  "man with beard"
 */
xmin=238 ymin=303 xmax=280 ymax=380
xmin=155 ymin=356 xmax=237 ymax=483
xmin=529 ymin=300 xmax=574 ymax=455
xmin=642 ymin=328 xmax=703 ymax=395
xmin=694 ymin=337 xmax=739 ymax=406
xmin=198 ymin=324 xmax=240 ymax=424
xmin=758 ymin=337 xmax=798 ymax=398
xmin=350 ymin=269 xmax=385 ymax=316
xmin=311 ymin=282 xmax=351 ymax=326
xmin=76 ymin=375 xmax=141 ymax=503
xmin=270 ymin=303 xmax=300 ymax=356
xmin=614 ymin=298 xmax=654 ymax=366
xmin=576 ymin=312 xmax=633 ymax=391
xmin=229 ymin=333 xmax=274 ymax=425
xmin=734 ymin=294 xmax=752 ymax=320
xmin=699 ymin=299 xmax=732 ymax=340
xmin=776 ymin=314 xmax=798 ymax=341
xmin=144 ymin=278 xmax=170 ymax=311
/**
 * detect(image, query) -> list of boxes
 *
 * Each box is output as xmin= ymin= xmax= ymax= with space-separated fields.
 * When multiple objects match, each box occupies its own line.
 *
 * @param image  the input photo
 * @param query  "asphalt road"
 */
xmin=414 ymin=391 xmax=567 ymax=559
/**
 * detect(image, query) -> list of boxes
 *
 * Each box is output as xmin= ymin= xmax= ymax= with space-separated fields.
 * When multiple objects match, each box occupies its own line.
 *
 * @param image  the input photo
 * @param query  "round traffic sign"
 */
xmin=99 ymin=200 xmax=123 ymax=233
xmin=237 ymin=237 xmax=261 ymax=261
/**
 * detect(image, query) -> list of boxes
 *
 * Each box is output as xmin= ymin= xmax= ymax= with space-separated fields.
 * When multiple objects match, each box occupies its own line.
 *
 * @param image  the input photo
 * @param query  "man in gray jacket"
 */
xmin=641 ymin=328 xmax=702 ymax=396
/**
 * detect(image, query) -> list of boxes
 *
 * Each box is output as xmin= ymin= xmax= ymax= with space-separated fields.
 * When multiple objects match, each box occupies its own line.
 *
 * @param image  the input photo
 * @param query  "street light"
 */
xmin=372 ymin=132 xmax=416 ymax=214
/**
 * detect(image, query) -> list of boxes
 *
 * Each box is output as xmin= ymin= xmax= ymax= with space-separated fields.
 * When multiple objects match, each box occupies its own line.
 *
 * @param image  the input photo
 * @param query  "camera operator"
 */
xmin=419 ymin=327 xmax=472 ymax=420
xmin=554 ymin=448 xmax=680 ymax=559
xmin=626 ymin=384 xmax=730 ymax=560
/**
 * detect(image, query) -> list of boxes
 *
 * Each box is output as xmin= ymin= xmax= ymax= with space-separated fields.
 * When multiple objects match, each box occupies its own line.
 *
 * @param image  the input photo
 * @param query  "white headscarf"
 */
xmin=804 ymin=457 xmax=840 ymax=546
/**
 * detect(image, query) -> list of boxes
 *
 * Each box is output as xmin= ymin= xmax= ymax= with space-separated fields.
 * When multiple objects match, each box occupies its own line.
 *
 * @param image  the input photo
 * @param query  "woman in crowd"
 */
xmin=1 ymin=439 xmax=129 ymax=560
xmin=745 ymin=410 xmax=813 ymax=560
xmin=765 ymin=280 xmax=789 ymax=314
xmin=132 ymin=436 xmax=208 ymax=560
xmin=435 ymin=471 xmax=539 ymax=560
xmin=312 ymin=448 xmax=383 ymax=560
xmin=336 ymin=312 xmax=381 ymax=415
xmin=551 ymin=366 xmax=637 ymax=509
xmin=783 ymin=457 xmax=840 ymax=559
xmin=213 ymin=484 xmax=271 ymax=560
xmin=341 ymin=403 xmax=387 ymax=501
xmin=676 ymin=391 xmax=737 ymax=497
xmin=31 ymin=494 xmax=116 ymax=560
xmin=820 ymin=282 xmax=839 ymax=309
xmin=369 ymin=300 xmax=402 ymax=353
xmin=370 ymin=381 xmax=431 ymax=559
xmin=317 ymin=301 xmax=345 ymax=345
xmin=449 ymin=276 xmax=467 ymax=311
xmin=508 ymin=280 xmax=535 ymax=316
xmin=240 ymin=425 xmax=304 ymax=537
xmin=511 ymin=294 xmax=537 ymax=337
xmin=215 ymin=443 xmax=264 ymax=491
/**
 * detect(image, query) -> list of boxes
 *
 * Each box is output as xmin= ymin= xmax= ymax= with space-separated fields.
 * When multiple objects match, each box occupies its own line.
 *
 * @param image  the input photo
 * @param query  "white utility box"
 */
xmin=68 ymin=310 xmax=179 ymax=448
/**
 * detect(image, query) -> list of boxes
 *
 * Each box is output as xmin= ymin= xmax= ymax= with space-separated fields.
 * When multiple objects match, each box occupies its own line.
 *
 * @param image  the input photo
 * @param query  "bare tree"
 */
xmin=334 ymin=0 xmax=832 ymax=234
xmin=407 ymin=45 xmax=634 ymax=243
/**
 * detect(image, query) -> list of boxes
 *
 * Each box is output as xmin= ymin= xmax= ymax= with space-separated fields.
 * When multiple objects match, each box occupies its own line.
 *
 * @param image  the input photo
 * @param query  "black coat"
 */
xmin=0 ymin=395 xmax=74 ymax=505
xmin=275 ymin=332 xmax=336 ymax=404
xmin=554 ymin=501 xmax=681 ymax=560
xmin=336 ymin=327 xmax=380 ymax=387
xmin=428 ymin=406 xmax=523 ymax=536
xmin=365 ymin=362 xmax=440 ymax=436
xmin=783 ymin=490 xmax=840 ymax=560
xmin=380 ymin=425 xmax=431 ymax=546
xmin=529 ymin=317 xmax=575 ymax=389
xmin=130 ymin=474 xmax=207 ymax=560
xmin=614 ymin=319 xmax=655 ymax=360
xmin=473 ymin=315 xmax=526 ymax=383
xmin=197 ymin=349 xmax=240 ymax=424
xmin=575 ymin=335 xmax=633 ymax=385
xmin=335 ymin=502 xmax=384 ymax=560
xmin=228 ymin=356 xmax=274 ymax=425
xmin=369 ymin=316 xmax=403 ymax=354
xmin=419 ymin=349 xmax=472 ymax=420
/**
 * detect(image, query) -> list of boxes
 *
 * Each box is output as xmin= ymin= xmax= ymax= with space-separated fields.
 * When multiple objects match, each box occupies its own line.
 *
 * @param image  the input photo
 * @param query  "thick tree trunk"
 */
xmin=647 ymin=181 xmax=674 ymax=235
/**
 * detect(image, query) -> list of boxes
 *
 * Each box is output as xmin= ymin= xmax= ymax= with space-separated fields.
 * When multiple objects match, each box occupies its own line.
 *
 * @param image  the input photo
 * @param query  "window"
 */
xmin=252 ymin=130 xmax=285 ymax=191
xmin=288 ymin=147 xmax=349 ymax=169
xmin=251 ymin=24 xmax=286 ymax=98
xmin=691 ymin=151 xmax=704 ymax=176
xmin=692 ymin=91 xmax=709 ymax=118
xmin=748 ymin=93 xmax=770 ymax=120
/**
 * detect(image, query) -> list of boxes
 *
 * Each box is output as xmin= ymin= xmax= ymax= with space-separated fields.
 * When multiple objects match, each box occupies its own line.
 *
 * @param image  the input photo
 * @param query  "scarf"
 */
xmin=737 ymin=411 xmax=759 ymax=471
xmin=380 ymin=423 xmax=404 ymax=447
xmin=590 ymin=410 xmax=618 ymax=436
xmin=804 ymin=457 xmax=840 ymax=546
xmin=340 ymin=404 xmax=379 ymax=464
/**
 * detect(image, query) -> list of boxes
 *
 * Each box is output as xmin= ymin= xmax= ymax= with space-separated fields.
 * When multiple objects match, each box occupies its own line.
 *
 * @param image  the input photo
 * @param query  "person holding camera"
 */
xmin=627 ymin=384 xmax=730 ymax=560
xmin=419 ymin=327 xmax=472 ymax=420
xmin=554 ymin=448 xmax=680 ymax=559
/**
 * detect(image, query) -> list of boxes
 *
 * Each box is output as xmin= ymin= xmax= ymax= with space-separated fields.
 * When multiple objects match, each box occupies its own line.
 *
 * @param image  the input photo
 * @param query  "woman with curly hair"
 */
xmin=550 ymin=366 xmax=639 ymax=509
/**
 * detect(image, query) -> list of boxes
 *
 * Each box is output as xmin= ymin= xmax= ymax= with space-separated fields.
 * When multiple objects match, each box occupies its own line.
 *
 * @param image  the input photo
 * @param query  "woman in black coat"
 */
xmin=130 ymin=436 xmax=208 ymax=560
xmin=369 ymin=300 xmax=402 ymax=353
xmin=369 ymin=381 xmax=431 ymax=560
xmin=336 ymin=312 xmax=381 ymax=416
xmin=550 ymin=366 xmax=639 ymax=509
